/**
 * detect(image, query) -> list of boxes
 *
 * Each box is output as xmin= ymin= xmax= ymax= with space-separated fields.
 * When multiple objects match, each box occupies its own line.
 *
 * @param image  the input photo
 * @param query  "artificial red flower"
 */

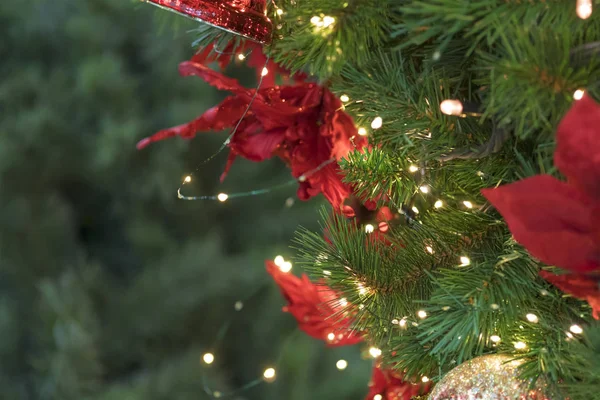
xmin=365 ymin=365 xmax=432 ymax=400
xmin=137 ymin=61 xmax=366 ymax=210
xmin=482 ymin=95 xmax=600 ymax=274
xmin=265 ymin=260 xmax=363 ymax=346
xmin=540 ymin=270 xmax=600 ymax=320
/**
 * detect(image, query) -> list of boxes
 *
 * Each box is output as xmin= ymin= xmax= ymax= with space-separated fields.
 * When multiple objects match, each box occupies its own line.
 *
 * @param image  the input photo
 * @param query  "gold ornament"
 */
xmin=429 ymin=354 xmax=551 ymax=400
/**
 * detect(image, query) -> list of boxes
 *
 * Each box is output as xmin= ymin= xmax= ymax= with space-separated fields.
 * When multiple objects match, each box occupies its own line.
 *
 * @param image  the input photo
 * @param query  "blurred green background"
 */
xmin=0 ymin=1 xmax=370 ymax=399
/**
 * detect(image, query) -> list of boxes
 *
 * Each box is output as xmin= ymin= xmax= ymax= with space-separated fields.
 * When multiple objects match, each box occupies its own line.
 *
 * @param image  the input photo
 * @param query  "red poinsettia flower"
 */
xmin=365 ymin=365 xmax=432 ymax=400
xmin=540 ymin=271 xmax=600 ymax=320
xmin=482 ymin=95 xmax=600 ymax=273
xmin=137 ymin=61 xmax=366 ymax=210
xmin=265 ymin=260 xmax=363 ymax=346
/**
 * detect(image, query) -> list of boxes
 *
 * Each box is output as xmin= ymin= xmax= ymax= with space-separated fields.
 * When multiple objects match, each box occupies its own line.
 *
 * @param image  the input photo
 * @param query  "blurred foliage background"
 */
xmin=0 ymin=1 xmax=370 ymax=399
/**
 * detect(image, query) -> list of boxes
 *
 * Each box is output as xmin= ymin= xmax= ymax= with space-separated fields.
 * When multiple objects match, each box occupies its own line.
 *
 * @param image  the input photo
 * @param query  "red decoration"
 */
xmin=144 ymin=0 xmax=272 ymax=43
xmin=137 ymin=61 xmax=366 ymax=211
xmin=365 ymin=365 xmax=432 ymax=400
xmin=482 ymin=95 xmax=600 ymax=317
xmin=540 ymin=271 xmax=600 ymax=319
xmin=482 ymin=96 xmax=600 ymax=274
xmin=265 ymin=260 xmax=363 ymax=346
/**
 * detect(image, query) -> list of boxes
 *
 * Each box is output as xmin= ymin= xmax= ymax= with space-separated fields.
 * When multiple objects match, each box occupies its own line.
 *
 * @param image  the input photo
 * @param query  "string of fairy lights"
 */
xmin=167 ymin=2 xmax=594 ymax=397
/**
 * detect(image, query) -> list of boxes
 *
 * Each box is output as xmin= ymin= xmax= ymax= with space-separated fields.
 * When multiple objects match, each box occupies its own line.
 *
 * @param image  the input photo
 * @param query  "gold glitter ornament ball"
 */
xmin=429 ymin=354 xmax=551 ymax=400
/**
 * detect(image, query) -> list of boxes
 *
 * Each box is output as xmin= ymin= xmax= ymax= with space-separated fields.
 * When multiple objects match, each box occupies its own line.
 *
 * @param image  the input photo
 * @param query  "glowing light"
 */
xmin=276 ymin=8 xmax=284 ymax=15
xmin=399 ymin=318 xmax=407 ymax=327
xmin=184 ymin=176 xmax=192 ymax=183
xmin=339 ymin=298 xmax=348 ymax=307
xmin=365 ymin=224 xmax=375 ymax=233
xmin=261 ymin=67 xmax=269 ymax=77
xmin=426 ymin=246 xmax=434 ymax=254
xmin=490 ymin=335 xmax=501 ymax=343
xmin=440 ymin=99 xmax=464 ymax=116
xmin=409 ymin=165 xmax=419 ymax=173
xmin=371 ymin=116 xmax=383 ymax=130
xmin=327 ymin=332 xmax=336 ymax=341
xmin=460 ymin=256 xmax=471 ymax=266
xmin=323 ymin=270 xmax=332 ymax=276
xmin=421 ymin=376 xmax=430 ymax=383
xmin=274 ymin=255 xmax=285 ymax=267
xmin=566 ymin=331 xmax=574 ymax=339
xmin=234 ymin=301 xmax=243 ymax=311
xmin=419 ymin=185 xmax=429 ymax=194
xmin=279 ymin=261 xmax=292 ymax=273
xmin=417 ymin=310 xmax=427 ymax=319
xmin=357 ymin=283 xmax=368 ymax=295
xmin=434 ymin=200 xmax=443 ymax=208
xmin=357 ymin=127 xmax=368 ymax=136
xmin=217 ymin=193 xmax=229 ymax=202
xmin=203 ymin=353 xmax=215 ymax=364
xmin=322 ymin=16 xmax=336 ymax=27
xmin=336 ymin=359 xmax=348 ymax=370
xmin=263 ymin=367 xmax=276 ymax=381
xmin=412 ymin=206 xmax=419 ymax=214
xmin=463 ymin=200 xmax=474 ymax=209
xmin=237 ymin=53 xmax=245 ymax=61
xmin=526 ymin=313 xmax=539 ymax=323
xmin=490 ymin=303 xmax=500 ymax=310
xmin=391 ymin=319 xmax=399 ymax=325
xmin=514 ymin=341 xmax=527 ymax=350
xmin=574 ymin=89 xmax=585 ymax=100
xmin=570 ymin=324 xmax=583 ymax=334
xmin=577 ymin=0 xmax=592 ymax=19
xmin=369 ymin=347 xmax=382 ymax=358
xmin=374 ymin=395 xmax=383 ymax=400
xmin=310 ymin=16 xmax=321 ymax=25
xmin=340 ymin=94 xmax=350 ymax=102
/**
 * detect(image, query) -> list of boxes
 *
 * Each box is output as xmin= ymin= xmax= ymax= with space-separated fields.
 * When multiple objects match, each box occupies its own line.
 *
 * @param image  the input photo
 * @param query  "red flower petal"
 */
xmin=482 ymin=175 xmax=598 ymax=272
xmin=365 ymin=365 xmax=431 ymax=400
xmin=179 ymin=61 xmax=247 ymax=94
xmin=555 ymin=95 xmax=600 ymax=199
xmin=266 ymin=261 xmax=363 ymax=346
xmin=540 ymin=270 xmax=600 ymax=319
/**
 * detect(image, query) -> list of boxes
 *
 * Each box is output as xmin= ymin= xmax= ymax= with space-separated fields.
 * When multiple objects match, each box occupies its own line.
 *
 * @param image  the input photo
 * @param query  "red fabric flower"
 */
xmin=365 ymin=365 xmax=432 ymax=400
xmin=481 ymin=96 xmax=600 ymax=274
xmin=266 ymin=260 xmax=363 ymax=346
xmin=137 ymin=61 xmax=365 ymax=210
xmin=540 ymin=271 xmax=600 ymax=320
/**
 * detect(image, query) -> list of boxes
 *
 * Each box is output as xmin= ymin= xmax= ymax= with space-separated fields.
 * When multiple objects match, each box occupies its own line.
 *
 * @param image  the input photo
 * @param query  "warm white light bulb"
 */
xmin=261 ymin=67 xmax=269 ymax=77
xmin=336 ymin=359 xmax=348 ymax=370
xmin=365 ymin=224 xmax=375 ymax=233
xmin=339 ymin=298 xmax=348 ymax=307
xmin=369 ymin=347 xmax=382 ymax=358
xmin=184 ymin=176 xmax=192 ymax=183
xmin=514 ymin=341 xmax=527 ymax=350
xmin=323 ymin=270 xmax=332 ymax=276
xmin=434 ymin=200 xmax=443 ymax=208
xmin=426 ymin=246 xmax=434 ymax=254
xmin=409 ymin=165 xmax=419 ymax=173
xmin=217 ymin=193 xmax=229 ymax=202
xmin=371 ymin=116 xmax=383 ymax=130
xmin=357 ymin=127 xmax=368 ymax=136
xmin=417 ymin=310 xmax=427 ymax=319
xmin=203 ymin=353 xmax=215 ymax=364
xmin=490 ymin=335 xmax=501 ymax=343
xmin=391 ymin=319 xmax=399 ymax=325
xmin=421 ymin=376 xmax=430 ymax=383
xmin=279 ymin=261 xmax=292 ymax=273
xmin=526 ymin=313 xmax=539 ymax=323
xmin=570 ymin=324 xmax=583 ymax=334
xmin=419 ymin=185 xmax=429 ymax=194
xmin=274 ymin=255 xmax=285 ymax=267
xmin=463 ymin=200 xmax=474 ymax=209
xmin=310 ymin=16 xmax=321 ymax=25
xmin=412 ymin=206 xmax=419 ymax=214
xmin=577 ymin=0 xmax=592 ymax=19
xmin=374 ymin=395 xmax=383 ymax=400
xmin=276 ymin=8 xmax=284 ymax=15
xmin=263 ymin=367 xmax=276 ymax=381
xmin=327 ymin=332 xmax=336 ymax=341
xmin=460 ymin=256 xmax=470 ymax=266
xmin=237 ymin=53 xmax=246 ymax=61
xmin=322 ymin=16 xmax=336 ymax=27
xmin=399 ymin=318 xmax=407 ymax=327
xmin=440 ymin=99 xmax=464 ymax=116
xmin=574 ymin=89 xmax=585 ymax=100
xmin=357 ymin=283 xmax=368 ymax=295
xmin=340 ymin=94 xmax=350 ymax=102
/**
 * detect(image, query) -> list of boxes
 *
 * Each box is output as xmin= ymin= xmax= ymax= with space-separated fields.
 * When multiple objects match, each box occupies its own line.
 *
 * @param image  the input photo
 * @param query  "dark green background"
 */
xmin=0 ymin=1 xmax=371 ymax=399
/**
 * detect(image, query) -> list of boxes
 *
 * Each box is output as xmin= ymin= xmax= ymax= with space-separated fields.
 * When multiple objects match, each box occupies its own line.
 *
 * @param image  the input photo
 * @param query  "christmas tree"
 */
xmin=137 ymin=0 xmax=600 ymax=398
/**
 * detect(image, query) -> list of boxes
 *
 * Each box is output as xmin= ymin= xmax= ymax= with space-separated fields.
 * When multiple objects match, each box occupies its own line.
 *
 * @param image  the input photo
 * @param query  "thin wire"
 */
xmin=178 ymin=158 xmax=336 ymax=201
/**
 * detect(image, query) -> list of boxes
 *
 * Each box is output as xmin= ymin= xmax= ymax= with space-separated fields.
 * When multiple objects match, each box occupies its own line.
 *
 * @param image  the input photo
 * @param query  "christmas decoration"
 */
xmin=429 ymin=355 xmax=549 ymax=400
xmin=137 ymin=60 xmax=367 ymax=211
xmin=540 ymin=271 xmax=600 ymax=319
xmin=143 ymin=0 xmax=273 ymax=43
xmin=365 ymin=365 xmax=431 ymax=400
xmin=265 ymin=260 xmax=363 ymax=346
